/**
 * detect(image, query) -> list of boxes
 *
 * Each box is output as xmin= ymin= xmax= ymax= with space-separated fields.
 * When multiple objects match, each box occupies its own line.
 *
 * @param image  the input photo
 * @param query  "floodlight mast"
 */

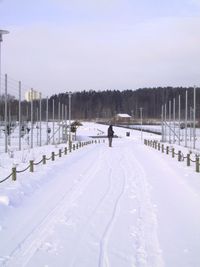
xmin=0 ymin=29 xmax=9 ymax=96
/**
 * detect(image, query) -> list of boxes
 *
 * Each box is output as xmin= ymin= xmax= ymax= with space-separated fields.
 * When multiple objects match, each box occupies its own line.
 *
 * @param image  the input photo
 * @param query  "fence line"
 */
xmin=144 ymin=139 xmax=200 ymax=173
xmin=0 ymin=139 xmax=105 ymax=183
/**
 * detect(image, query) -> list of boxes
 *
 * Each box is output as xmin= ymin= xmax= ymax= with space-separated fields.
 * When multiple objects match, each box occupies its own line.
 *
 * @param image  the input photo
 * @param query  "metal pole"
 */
xmin=173 ymin=98 xmax=175 ymax=143
xmin=46 ymin=96 xmax=48 ymax=145
xmin=19 ymin=81 xmax=21 ymax=150
xmin=169 ymin=100 xmax=171 ymax=143
xmin=164 ymin=103 xmax=167 ymax=142
xmin=185 ymin=90 xmax=188 ymax=147
xmin=189 ymin=107 xmax=192 ymax=145
xmin=178 ymin=94 xmax=181 ymax=145
xmin=39 ymin=93 xmax=42 ymax=146
xmin=161 ymin=105 xmax=164 ymax=142
xmin=4 ymin=74 xmax=7 ymax=153
xmin=8 ymin=101 xmax=11 ymax=146
xmin=193 ymin=85 xmax=196 ymax=149
xmin=31 ymin=88 xmax=33 ymax=148
xmin=36 ymin=107 xmax=39 ymax=146
xmin=68 ymin=92 xmax=72 ymax=143
xmin=53 ymin=98 xmax=55 ymax=144
xmin=62 ymin=103 xmax=64 ymax=142
xmin=140 ymin=107 xmax=143 ymax=140
xmin=65 ymin=105 xmax=67 ymax=143
xmin=58 ymin=101 xmax=60 ymax=144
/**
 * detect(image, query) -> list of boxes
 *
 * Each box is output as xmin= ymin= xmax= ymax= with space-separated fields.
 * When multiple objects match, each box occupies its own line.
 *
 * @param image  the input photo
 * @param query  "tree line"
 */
xmin=51 ymin=87 xmax=200 ymax=120
xmin=0 ymin=87 xmax=200 ymax=122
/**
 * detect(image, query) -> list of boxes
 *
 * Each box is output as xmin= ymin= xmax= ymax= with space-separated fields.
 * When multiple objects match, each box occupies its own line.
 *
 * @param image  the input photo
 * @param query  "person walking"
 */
xmin=107 ymin=124 xmax=114 ymax=147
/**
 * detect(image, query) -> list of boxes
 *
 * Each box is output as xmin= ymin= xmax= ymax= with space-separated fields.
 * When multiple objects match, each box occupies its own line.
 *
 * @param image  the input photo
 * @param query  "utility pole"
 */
xmin=31 ymin=88 xmax=33 ymax=148
xmin=68 ymin=92 xmax=72 ymax=144
xmin=178 ymin=95 xmax=181 ymax=145
xmin=185 ymin=90 xmax=188 ymax=147
xmin=140 ymin=107 xmax=143 ymax=141
xmin=18 ymin=81 xmax=21 ymax=150
xmin=193 ymin=85 xmax=196 ymax=149
xmin=161 ymin=105 xmax=164 ymax=142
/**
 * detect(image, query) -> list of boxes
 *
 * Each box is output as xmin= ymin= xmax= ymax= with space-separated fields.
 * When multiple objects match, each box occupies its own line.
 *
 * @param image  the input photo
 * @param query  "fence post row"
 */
xmin=0 ymin=138 xmax=104 ymax=183
xmin=145 ymin=139 xmax=200 ymax=174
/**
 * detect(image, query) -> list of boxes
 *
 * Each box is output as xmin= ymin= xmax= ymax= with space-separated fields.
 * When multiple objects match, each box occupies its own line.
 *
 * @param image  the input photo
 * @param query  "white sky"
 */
xmin=0 ymin=0 xmax=200 ymax=96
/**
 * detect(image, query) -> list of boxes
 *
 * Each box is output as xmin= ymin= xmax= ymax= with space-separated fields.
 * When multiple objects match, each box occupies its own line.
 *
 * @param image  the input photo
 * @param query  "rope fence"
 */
xmin=0 ymin=139 xmax=106 ymax=183
xmin=144 ymin=139 xmax=200 ymax=173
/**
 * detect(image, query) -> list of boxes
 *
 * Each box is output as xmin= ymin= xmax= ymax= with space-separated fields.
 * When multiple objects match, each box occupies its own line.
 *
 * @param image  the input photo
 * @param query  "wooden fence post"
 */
xmin=30 ymin=160 xmax=34 ymax=172
xmin=52 ymin=152 xmax=55 ymax=161
xmin=155 ymin=142 xmax=157 ymax=149
xmin=59 ymin=149 xmax=62 ymax=157
xmin=187 ymin=154 xmax=190 ymax=166
xmin=172 ymin=148 xmax=175 ymax=158
xmin=43 ymin=155 xmax=46 ymax=164
xmin=64 ymin=147 xmax=67 ymax=155
xmin=162 ymin=144 xmax=164 ymax=153
xmin=166 ymin=146 xmax=169 ymax=155
xmin=178 ymin=151 xmax=181 ymax=162
xmin=69 ymin=142 xmax=72 ymax=152
xmin=12 ymin=167 xmax=16 ymax=181
xmin=196 ymin=156 xmax=199 ymax=172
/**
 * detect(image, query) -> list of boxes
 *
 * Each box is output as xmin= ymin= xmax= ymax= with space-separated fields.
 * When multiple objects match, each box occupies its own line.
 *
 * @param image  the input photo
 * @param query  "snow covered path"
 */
xmin=0 ymin=132 xmax=200 ymax=267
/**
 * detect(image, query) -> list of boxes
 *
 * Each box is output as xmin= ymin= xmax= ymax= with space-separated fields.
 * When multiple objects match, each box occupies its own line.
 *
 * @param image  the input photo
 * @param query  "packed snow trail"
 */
xmin=0 ymin=134 xmax=200 ymax=266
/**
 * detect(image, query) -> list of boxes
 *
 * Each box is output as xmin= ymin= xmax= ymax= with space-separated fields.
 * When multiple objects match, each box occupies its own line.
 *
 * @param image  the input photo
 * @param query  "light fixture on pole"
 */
xmin=0 ymin=29 xmax=9 ymax=96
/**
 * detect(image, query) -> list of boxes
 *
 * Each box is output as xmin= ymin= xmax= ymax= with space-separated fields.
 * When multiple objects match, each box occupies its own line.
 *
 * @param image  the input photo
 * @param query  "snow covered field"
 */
xmin=0 ymin=122 xmax=200 ymax=267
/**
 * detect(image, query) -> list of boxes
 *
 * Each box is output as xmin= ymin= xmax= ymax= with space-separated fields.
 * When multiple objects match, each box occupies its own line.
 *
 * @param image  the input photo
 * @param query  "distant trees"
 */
xmin=60 ymin=87 xmax=200 ymax=120
xmin=1 ymin=87 xmax=200 ymax=122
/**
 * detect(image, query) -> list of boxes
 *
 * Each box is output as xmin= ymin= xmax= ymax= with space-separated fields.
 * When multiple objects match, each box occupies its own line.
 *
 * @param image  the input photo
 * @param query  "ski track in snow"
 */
xmin=68 ymin=150 xmax=125 ymax=267
xmin=69 ymin=141 xmax=164 ymax=267
xmin=98 ymin=155 xmax=126 ymax=267
xmin=1 ymin=147 xmax=105 ymax=267
xmin=1 ymin=139 xmax=165 ymax=267
xmin=123 ymin=146 xmax=164 ymax=267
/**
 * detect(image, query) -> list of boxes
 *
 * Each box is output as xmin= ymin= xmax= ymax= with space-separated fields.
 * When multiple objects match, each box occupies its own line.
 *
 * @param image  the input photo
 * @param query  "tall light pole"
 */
xmin=0 ymin=30 xmax=9 ymax=96
xmin=193 ymin=85 xmax=196 ymax=149
xmin=68 ymin=91 xmax=72 ymax=145
xmin=140 ymin=107 xmax=143 ymax=140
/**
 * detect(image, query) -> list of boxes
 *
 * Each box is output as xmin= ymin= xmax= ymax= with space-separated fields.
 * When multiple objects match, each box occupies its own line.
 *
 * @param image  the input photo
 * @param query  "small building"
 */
xmin=115 ymin=113 xmax=132 ymax=124
xmin=25 ymin=90 xmax=41 ymax=102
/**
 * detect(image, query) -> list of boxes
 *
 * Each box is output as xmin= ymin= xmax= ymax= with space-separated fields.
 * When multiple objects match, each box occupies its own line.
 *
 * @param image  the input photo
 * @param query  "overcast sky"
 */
xmin=0 ymin=0 xmax=200 ymax=96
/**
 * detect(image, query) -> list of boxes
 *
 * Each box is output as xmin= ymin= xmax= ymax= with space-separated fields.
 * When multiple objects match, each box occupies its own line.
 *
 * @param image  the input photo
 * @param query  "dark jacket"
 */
xmin=108 ymin=125 xmax=114 ymax=137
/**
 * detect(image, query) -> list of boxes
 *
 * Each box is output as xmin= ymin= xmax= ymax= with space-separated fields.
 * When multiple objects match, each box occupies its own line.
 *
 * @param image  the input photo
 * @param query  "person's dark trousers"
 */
xmin=108 ymin=137 xmax=112 ymax=147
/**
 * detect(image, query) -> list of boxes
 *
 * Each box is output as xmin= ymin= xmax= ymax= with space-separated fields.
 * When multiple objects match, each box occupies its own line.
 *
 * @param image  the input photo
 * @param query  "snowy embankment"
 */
xmin=0 ymin=122 xmax=200 ymax=267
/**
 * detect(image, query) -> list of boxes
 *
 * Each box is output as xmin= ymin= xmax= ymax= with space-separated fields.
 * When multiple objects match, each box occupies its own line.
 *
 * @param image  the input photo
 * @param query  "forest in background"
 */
xmin=1 ymin=87 xmax=200 ymax=122
xmin=50 ymin=87 xmax=200 ymax=120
